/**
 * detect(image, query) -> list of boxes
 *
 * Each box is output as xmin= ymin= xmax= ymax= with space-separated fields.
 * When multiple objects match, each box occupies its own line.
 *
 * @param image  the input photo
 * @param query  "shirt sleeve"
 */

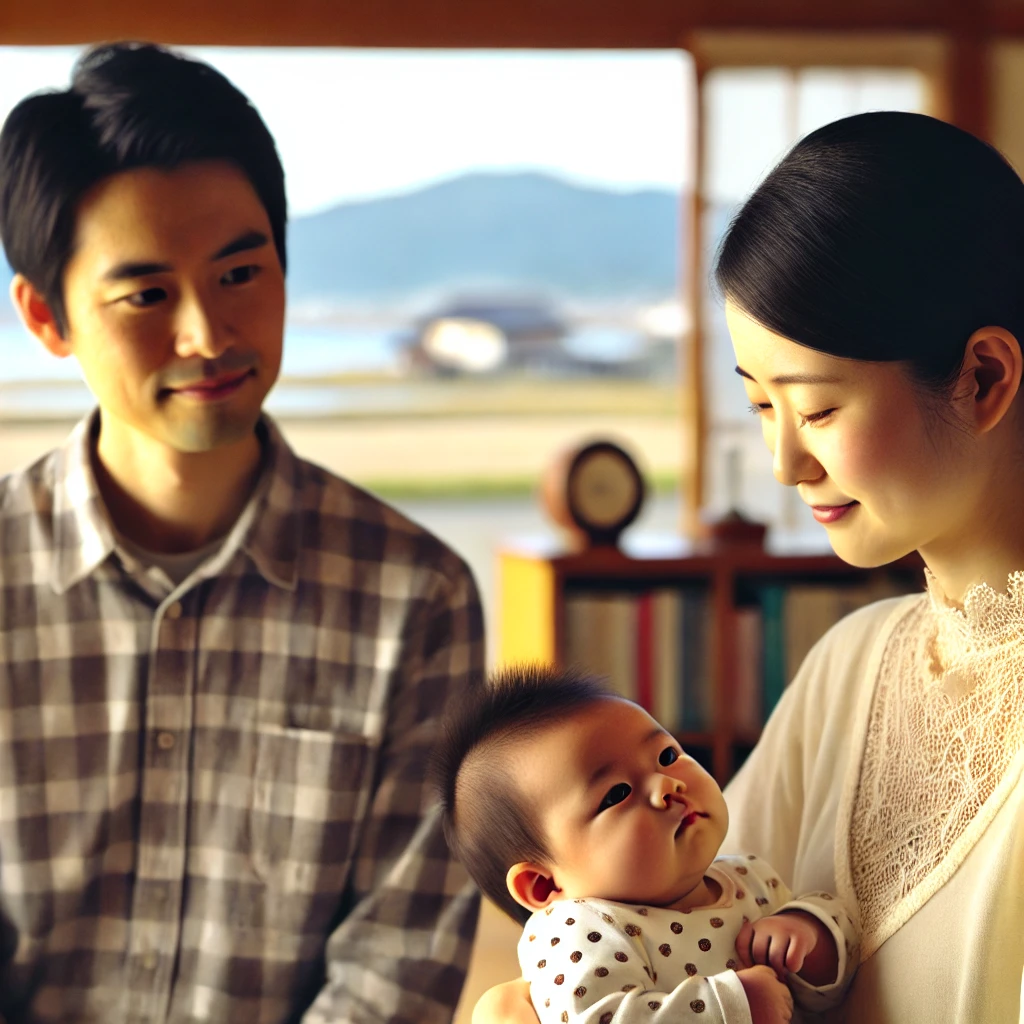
xmin=728 ymin=855 xmax=860 ymax=1014
xmin=777 ymin=891 xmax=859 ymax=1013
xmin=300 ymin=559 xmax=486 ymax=1024
xmin=520 ymin=903 xmax=751 ymax=1024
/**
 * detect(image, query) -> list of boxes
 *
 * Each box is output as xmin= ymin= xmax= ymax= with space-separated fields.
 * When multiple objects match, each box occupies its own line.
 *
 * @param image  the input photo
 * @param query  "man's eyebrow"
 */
xmin=586 ymin=726 xmax=667 ymax=788
xmin=735 ymin=366 xmax=842 ymax=386
xmin=212 ymin=230 xmax=270 ymax=261
xmin=99 ymin=231 xmax=271 ymax=284
xmin=101 ymin=260 xmax=172 ymax=283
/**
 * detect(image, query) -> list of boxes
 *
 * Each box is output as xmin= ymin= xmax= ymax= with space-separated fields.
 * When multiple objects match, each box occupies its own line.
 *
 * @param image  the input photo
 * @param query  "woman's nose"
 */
xmin=772 ymin=418 xmax=822 ymax=487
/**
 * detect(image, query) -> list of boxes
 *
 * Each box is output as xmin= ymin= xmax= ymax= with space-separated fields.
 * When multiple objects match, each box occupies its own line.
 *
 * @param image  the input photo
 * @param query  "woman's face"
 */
xmin=726 ymin=300 xmax=977 ymax=568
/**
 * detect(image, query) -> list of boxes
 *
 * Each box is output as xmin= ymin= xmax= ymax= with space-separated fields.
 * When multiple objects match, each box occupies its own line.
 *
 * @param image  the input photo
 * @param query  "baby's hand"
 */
xmin=735 ymin=911 xmax=821 ymax=980
xmin=736 ymin=964 xmax=793 ymax=1024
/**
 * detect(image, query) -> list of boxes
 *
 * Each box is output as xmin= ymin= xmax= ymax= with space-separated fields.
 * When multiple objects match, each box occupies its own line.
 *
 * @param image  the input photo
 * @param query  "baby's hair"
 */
xmin=432 ymin=663 xmax=612 ymax=923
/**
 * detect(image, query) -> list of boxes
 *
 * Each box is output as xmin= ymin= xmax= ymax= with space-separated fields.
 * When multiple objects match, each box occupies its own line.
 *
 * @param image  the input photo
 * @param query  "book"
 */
xmin=758 ymin=584 xmax=787 ymax=719
xmin=733 ymin=606 xmax=763 ymax=734
xmin=651 ymin=588 xmax=682 ymax=732
xmin=680 ymin=586 xmax=712 ymax=732
xmin=563 ymin=591 xmax=636 ymax=700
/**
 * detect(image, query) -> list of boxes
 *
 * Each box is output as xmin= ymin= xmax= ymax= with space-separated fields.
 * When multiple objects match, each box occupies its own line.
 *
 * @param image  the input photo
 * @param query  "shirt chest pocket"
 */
xmin=249 ymin=724 xmax=375 ymax=907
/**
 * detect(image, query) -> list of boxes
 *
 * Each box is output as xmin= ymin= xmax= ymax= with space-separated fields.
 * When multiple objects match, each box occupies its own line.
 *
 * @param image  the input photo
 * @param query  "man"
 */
xmin=0 ymin=42 xmax=484 ymax=1022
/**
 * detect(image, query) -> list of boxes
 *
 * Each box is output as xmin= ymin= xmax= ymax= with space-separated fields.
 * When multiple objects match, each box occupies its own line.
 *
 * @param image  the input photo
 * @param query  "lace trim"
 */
xmin=849 ymin=570 xmax=1024 ymax=957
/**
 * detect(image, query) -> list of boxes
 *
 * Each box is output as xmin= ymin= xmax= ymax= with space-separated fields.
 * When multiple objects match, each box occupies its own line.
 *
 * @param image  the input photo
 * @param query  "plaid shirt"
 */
xmin=0 ymin=412 xmax=485 ymax=1023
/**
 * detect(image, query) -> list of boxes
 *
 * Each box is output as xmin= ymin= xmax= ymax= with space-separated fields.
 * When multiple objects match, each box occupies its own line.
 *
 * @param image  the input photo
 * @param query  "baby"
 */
xmin=433 ymin=665 xmax=859 ymax=1024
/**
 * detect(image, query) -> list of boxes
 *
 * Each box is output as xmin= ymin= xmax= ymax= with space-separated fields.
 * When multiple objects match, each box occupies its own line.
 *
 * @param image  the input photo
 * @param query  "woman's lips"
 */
xmin=810 ymin=501 xmax=859 ymax=524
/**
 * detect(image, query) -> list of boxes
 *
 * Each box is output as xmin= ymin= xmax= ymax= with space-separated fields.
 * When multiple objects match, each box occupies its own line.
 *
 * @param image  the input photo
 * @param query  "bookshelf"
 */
xmin=498 ymin=534 xmax=922 ymax=784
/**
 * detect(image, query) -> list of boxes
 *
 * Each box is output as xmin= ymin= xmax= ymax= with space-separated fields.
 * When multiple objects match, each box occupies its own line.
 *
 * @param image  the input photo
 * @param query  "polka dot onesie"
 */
xmin=518 ymin=854 xmax=859 ymax=1023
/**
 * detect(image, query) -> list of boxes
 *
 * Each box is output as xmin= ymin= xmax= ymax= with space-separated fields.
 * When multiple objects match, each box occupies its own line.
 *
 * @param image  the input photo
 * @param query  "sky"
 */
xmin=0 ymin=47 xmax=925 ymax=216
xmin=0 ymin=47 xmax=692 ymax=216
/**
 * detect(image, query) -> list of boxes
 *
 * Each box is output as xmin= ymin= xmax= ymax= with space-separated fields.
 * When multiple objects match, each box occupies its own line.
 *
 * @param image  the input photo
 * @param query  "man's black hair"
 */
xmin=432 ymin=663 xmax=612 ymax=924
xmin=0 ymin=41 xmax=287 ymax=337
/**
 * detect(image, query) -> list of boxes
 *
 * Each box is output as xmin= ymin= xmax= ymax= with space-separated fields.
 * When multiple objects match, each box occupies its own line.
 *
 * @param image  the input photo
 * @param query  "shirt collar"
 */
xmin=50 ymin=410 xmax=303 ymax=595
xmin=50 ymin=411 xmax=118 ymax=595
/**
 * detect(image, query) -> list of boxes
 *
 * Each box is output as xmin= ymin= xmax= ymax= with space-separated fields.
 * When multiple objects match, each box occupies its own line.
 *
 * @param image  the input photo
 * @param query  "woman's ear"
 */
xmin=506 ymin=862 xmax=562 ymax=912
xmin=10 ymin=274 xmax=72 ymax=358
xmin=960 ymin=326 xmax=1023 ymax=434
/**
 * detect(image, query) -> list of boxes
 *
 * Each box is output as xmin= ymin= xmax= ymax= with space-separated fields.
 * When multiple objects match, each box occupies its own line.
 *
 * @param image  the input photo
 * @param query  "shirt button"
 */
xmin=141 ymin=950 xmax=158 ymax=970
xmin=156 ymin=732 xmax=175 ymax=751
xmin=166 ymin=602 xmax=183 ymax=620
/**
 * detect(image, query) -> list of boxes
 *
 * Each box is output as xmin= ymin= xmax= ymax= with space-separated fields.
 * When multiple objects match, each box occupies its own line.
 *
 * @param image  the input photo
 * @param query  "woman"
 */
xmin=476 ymin=111 xmax=1024 ymax=1022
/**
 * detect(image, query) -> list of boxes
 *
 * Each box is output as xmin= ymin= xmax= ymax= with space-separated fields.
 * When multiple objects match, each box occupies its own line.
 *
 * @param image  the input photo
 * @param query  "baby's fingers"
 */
xmin=782 ymin=935 xmax=809 ymax=976
xmin=765 ymin=934 xmax=791 ymax=980
xmin=734 ymin=919 xmax=756 ymax=968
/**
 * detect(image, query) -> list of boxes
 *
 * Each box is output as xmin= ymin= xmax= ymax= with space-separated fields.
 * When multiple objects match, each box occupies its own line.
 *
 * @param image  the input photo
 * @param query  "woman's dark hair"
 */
xmin=0 ymin=41 xmax=287 ymax=337
xmin=714 ymin=111 xmax=1024 ymax=396
xmin=432 ymin=663 xmax=612 ymax=924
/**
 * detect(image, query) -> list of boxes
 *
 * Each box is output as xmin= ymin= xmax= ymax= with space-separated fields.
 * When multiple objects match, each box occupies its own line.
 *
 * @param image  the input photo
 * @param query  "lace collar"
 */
xmin=923 ymin=568 xmax=1024 ymax=700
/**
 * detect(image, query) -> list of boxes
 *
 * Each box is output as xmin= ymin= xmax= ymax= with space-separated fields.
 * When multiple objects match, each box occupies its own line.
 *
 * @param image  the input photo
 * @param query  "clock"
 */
xmin=542 ymin=440 xmax=646 ymax=548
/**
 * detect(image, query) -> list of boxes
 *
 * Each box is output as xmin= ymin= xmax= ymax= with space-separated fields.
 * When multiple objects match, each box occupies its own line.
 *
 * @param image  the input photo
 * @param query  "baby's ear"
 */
xmin=507 ymin=862 xmax=562 ymax=912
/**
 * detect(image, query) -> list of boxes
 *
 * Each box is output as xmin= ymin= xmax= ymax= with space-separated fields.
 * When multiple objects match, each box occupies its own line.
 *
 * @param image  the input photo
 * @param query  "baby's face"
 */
xmin=512 ymin=698 xmax=728 ymax=908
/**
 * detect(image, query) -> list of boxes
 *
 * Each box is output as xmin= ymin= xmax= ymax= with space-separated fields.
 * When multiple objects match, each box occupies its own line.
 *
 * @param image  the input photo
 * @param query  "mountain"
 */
xmin=286 ymin=171 xmax=683 ymax=304
xmin=1 ymin=172 xmax=694 ymax=308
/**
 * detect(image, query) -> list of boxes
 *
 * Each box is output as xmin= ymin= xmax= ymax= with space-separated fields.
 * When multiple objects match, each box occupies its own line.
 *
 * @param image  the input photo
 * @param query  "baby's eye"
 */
xmin=658 ymin=746 xmax=679 ymax=767
xmin=598 ymin=783 xmax=631 ymax=812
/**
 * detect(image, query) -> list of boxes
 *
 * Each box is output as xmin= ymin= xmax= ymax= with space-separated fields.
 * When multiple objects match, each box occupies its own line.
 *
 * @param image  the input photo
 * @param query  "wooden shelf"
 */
xmin=499 ymin=535 xmax=922 ymax=784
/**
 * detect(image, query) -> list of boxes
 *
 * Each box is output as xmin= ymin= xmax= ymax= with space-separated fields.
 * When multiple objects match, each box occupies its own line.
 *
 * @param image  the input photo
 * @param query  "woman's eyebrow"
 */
xmin=735 ymin=366 xmax=842 ymax=386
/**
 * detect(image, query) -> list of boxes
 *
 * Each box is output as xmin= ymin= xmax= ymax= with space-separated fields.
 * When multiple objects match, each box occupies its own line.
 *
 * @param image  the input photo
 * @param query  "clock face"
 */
xmin=568 ymin=450 xmax=640 ymax=528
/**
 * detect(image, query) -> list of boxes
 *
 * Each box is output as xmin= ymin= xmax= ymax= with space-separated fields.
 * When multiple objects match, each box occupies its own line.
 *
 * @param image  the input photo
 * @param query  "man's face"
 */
xmin=57 ymin=160 xmax=285 ymax=454
xmin=514 ymin=699 xmax=729 ymax=908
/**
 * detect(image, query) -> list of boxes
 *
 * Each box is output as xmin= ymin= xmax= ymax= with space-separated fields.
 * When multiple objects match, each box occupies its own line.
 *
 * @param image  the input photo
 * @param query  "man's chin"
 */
xmin=162 ymin=408 xmax=263 ymax=454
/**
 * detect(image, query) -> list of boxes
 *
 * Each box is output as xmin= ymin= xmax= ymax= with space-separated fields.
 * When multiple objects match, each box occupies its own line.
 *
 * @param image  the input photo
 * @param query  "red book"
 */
xmin=636 ymin=592 xmax=654 ymax=713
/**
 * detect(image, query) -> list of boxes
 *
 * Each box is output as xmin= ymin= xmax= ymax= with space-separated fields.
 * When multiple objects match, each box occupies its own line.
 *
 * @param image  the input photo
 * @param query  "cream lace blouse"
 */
xmin=849 ymin=570 xmax=1024 ymax=958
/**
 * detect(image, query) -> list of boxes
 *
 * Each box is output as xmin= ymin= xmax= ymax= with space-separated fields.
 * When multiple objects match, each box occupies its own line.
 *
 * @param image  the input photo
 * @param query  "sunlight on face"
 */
xmin=725 ymin=300 xmax=976 ymax=567
xmin=60 ymin=161 xmax=286 ymax=456
xmin=514 ymin=699 xmax=728 ymax=909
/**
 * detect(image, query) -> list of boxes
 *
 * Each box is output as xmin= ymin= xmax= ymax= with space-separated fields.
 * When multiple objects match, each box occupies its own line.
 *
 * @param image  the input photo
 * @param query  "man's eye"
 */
xmin=658 ymin=746 xmax=679 ymax=767
xmin=222 ymin=265 xmax=259 ymax=285
xmin=598 ymin=783 xmax=631 ymax=812
xmin=126 ymin=287 xmax=167 ymax=308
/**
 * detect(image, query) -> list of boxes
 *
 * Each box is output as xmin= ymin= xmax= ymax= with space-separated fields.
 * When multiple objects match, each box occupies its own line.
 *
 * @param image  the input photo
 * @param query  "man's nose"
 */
xmin=175 ymin=295 xmax=229 ymax=360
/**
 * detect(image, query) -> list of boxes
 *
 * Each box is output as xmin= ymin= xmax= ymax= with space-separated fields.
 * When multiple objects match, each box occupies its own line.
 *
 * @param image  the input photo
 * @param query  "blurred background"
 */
xmin=0 ymin=43 xmax=933 ymax=651
xmin=0 ymin=3 xmax=1020 ymax=1017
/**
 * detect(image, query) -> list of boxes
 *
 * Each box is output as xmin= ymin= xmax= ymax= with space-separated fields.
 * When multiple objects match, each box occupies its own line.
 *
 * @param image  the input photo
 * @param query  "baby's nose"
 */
xmin=649 ymin=774 xmax=687 ymax=808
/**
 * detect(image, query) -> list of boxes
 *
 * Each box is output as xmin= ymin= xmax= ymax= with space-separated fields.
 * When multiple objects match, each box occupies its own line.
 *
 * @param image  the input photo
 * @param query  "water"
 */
xmin=0 ymin=321 xmax=406 ymax=417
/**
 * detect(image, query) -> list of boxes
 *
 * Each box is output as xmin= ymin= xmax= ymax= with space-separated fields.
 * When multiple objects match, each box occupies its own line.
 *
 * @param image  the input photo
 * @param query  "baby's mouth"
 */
xmin=675 ymin=811 xmax=708 ymax=837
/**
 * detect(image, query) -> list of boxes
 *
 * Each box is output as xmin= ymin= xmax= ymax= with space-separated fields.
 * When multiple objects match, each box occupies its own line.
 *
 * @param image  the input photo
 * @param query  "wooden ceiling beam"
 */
xmin=1 ymin=0 xmax=1018 ymax=49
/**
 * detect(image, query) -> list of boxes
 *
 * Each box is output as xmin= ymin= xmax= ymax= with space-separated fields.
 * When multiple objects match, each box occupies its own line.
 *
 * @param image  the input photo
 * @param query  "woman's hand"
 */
xmin=472 ymin=979 xmax=537 ymax=1024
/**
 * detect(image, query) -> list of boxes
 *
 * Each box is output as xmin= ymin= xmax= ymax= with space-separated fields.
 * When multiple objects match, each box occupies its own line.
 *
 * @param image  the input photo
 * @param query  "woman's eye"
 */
xmin=658 ymin=746 xmax=679 ymax=767
xmin=748 ymin=402 xmax=772 ymax=416
xmin=799 ymin=408 xmax=836 ymax=427
xmin=126 ymin=286 xmax=167 ymax=308
xmin=598 ymin=783 xmax=631 ymax=812
xmin=222 ymin=265 xmax=260 ymax=285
